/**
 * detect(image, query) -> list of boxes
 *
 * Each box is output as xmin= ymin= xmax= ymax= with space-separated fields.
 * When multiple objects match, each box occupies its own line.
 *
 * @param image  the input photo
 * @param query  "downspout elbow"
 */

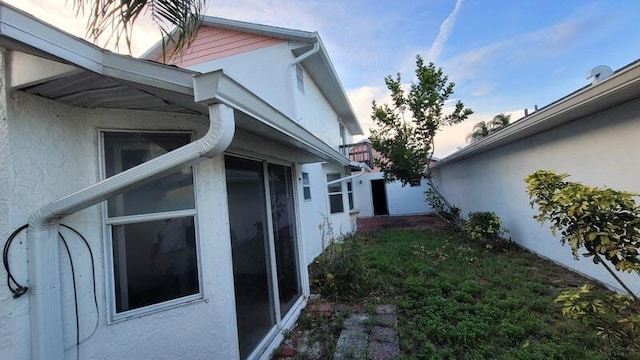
xmin=27 ymin=72 xmax=235 ymax=360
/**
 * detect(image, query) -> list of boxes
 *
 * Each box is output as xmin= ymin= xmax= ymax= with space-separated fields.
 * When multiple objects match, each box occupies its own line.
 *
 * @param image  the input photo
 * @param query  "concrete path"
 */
xmin=333 ymin=305 xmax=400 ymax=360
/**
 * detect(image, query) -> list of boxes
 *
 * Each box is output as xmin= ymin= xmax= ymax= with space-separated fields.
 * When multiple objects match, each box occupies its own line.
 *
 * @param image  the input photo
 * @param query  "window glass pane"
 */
xmin=112 ymin=216 xmax=198 ymax=313
xmin=225 ymin=156 xmax=275 ymax=359
xmin=302 ymin=172 xmax=310 ymax=185
xmin=303 ymin=187 xmax=312 ymax=201
xmin=268 ymin=164 xmax=302 ymax=318
xmin=327 ymin=174 xmax=341 ymax=193
xmin=327 ymin=174 xmax=341 ymax=182
xmin=104 ymin=132 xmax=194 ymax=217
xmin=329 ymin=194 xmax=344 ymax=214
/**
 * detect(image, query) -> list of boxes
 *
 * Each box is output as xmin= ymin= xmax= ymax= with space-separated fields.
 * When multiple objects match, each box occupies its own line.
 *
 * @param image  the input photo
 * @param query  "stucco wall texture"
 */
xmin=434 ymin=98 xmax=640 ymax=295
xmin=1 ymin=91 xmax=240 ymax=359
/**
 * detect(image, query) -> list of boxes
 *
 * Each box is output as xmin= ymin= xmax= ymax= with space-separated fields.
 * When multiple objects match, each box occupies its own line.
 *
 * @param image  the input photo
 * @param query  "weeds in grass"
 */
xmin=309 ymin=233 xmax=367 ymax=300
xmin=354 ymin=229 xmax=638 ymax=359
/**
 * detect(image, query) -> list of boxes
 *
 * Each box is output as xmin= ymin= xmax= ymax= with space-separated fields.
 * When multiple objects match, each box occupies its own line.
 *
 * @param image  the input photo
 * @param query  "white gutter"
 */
xmin=27 ymin=74 xmax=235 ymax=360
xmin=326 ymin=163 xmax=366 ymax=186
xmin=289 ymin=40 xmax=319 ymax=66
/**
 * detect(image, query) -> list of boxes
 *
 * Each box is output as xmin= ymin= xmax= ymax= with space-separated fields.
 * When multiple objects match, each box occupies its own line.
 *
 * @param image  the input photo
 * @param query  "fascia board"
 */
xmin=200 ymin=16 xmax=316 ymax=43
xmin=196 ymin=70 xmax=351 ymax=166
xmin=142 ymin=16 xmax=316 ymax=60
xmin=0 ymin=5 xmax=103 ymax=73
xmin=434 ymin=61 xmax=640 ymax=168
xmin=0 ymin=4 xmax=196 ymax=96
xmin=300 ymin=39 xmax=364 ymax=136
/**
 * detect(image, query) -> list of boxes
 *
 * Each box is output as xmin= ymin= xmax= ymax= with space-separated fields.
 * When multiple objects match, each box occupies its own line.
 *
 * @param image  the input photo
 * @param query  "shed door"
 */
xmin=371 ymin=179 xmax=389 ymax=216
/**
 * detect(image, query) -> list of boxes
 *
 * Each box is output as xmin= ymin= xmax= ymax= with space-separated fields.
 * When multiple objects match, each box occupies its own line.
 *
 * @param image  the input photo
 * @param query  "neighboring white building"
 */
xmin=0 ymin=5 xmax=362 ymax=360
xmin=433 ymin=60 xmax=640 ymax=297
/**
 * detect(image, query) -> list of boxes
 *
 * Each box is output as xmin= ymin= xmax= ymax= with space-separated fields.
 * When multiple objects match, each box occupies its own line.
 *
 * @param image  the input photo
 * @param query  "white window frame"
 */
xmin=347 ymin=180 xmax=354 ymax=210
xmin=327 ymin=173 xmax=344 ymax=214
xmin=224 ymin=154 xmax=307 ymax=359
xmin=302 ymin=172 xmax=311 ymax=201
xmin=99 ymin=129 xmax=203 ymax=323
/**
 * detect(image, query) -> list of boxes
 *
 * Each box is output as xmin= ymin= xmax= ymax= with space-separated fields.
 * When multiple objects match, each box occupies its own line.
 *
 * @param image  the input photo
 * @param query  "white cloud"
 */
xmin=347 ymin=85 xmax=391 ymax=141
xmin=441 ymin=13 xmax=600 ymax=86
xmin=426 ymin=0 xmax=464 ymax=63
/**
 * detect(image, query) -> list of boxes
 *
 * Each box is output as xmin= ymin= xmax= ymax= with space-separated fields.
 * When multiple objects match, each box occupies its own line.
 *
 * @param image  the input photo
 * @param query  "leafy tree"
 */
xmin=488 ymin=112 xmax=511 ymax=132
xmin=526 ymin=169 xmax=640 ymax=354
xmin=369 ymin=55 xmax=472 ymax=188
xmin=465 ymin=120 xmax=490 ymax=143
xmin=72 ymin=0 xmax=206 ymax=58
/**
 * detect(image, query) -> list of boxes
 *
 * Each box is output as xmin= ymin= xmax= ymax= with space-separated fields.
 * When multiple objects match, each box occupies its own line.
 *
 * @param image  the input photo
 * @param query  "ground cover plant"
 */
xmin=308 ymin=228 xmax=639 ymax=359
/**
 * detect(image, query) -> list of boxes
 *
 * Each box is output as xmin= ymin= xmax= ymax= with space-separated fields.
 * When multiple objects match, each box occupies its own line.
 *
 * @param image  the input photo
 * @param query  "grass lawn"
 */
xmin=309 ymin=228 xmax=639 ymax=360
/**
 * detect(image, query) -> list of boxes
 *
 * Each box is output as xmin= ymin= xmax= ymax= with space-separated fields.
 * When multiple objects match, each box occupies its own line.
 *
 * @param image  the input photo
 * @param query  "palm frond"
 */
xmin=488 ymin=113 xmax=511 ymax=131
xmin=73 ymin=0 xmax=206 ymax=59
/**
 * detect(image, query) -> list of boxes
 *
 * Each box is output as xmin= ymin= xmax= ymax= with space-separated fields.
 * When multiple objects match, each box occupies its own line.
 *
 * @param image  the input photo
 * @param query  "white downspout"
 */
xmin=326 ymin=164 xmax=366 ymax=186
xmin=27 ymin=74 xmax=235 ymax=360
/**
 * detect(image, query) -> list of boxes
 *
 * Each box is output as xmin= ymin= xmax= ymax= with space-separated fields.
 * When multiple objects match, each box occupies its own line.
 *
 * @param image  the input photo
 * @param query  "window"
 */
xmin=302 ymin=172 xmax=311 ymax=200
xmin=296 ymin=64 xmax=304 ymax=93
xmin=327 ymin=173 xmax=343 ymax=214
xmin=347 ymin=180 xmax=354 ymax=210
xmin=102 ymin=131 xmax=199 ymax=318
xmin=339 ymin=123 xmax=346 ymax=146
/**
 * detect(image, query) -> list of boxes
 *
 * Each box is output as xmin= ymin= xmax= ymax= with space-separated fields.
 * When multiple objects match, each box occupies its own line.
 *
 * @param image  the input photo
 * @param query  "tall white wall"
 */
xmin=294 ymin=64 xmax=350 ymax=149
xmin=354 ymin=172 xmax=434 ymax=218
xmin=433 ymin=98 xmax=640 ymax=295
xmin=187 ymin=42 xmax=295 ymax=118
xmin=184 ymin=42 xmax=350 ymax=149
xmin=1 ymin=91 xmax=240 ymax=359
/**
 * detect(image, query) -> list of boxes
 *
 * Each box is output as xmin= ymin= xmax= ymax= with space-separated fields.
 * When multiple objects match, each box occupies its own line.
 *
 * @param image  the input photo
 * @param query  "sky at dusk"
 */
xmin=7 ymin=0 xmax=640 ymax=157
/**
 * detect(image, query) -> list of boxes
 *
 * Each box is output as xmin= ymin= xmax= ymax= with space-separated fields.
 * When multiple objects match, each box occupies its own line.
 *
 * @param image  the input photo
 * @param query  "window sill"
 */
xmin=108 ymin=293 xmax=205 ymax=324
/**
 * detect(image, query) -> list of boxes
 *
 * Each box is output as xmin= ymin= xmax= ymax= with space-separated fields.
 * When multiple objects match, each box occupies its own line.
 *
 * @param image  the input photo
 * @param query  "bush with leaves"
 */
xmin=309 ymin=233 xmax=367 ymax=300
xmin=463 ymin=211 xmax=508 ymax=250
xmin=526 ymin=169 xmax=640 ymax=354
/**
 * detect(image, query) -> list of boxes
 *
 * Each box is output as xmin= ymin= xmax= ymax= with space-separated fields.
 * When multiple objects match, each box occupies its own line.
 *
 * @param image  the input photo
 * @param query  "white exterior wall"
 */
xmin=294 ymin=64 xmax=350 ymax=149
xmin=187 ymin=43 xmax=354 ymax=265
xmin=433 ymin=98 xmax=640 ymax=295
xmin=1 ymin=91 xmax=240 ymax=359
xmin=184 ymin=42 xmax=351 ymax=149
xmin=187 ymin=42 xmax=295 ymax=119
xmin=354 ymin=172 xmax=434 ymax=218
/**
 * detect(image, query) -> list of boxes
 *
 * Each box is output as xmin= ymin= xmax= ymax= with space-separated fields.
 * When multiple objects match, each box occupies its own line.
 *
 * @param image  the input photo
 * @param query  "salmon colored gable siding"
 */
xmin=160 ymin=27 xmax=285 ymax=67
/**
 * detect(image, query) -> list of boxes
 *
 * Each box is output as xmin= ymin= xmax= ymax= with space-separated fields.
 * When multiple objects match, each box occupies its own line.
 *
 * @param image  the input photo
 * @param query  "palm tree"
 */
xmin=488 ymin=113 xmax=511 ymax=132
xmin=466 ymin=121 xmax=490 ymax=143
xmin=72 ymin=0 xmax=206 ymax=59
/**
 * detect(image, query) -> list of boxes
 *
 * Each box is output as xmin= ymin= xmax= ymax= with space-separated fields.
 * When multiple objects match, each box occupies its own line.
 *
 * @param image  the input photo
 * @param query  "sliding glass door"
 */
xmin=225 ymin=156 xmax=302 ymax=359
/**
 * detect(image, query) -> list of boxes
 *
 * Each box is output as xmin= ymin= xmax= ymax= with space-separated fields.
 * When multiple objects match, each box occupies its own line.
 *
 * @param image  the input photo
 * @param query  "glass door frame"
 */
xmin=224 ymin=153 xmax=308 ymax=360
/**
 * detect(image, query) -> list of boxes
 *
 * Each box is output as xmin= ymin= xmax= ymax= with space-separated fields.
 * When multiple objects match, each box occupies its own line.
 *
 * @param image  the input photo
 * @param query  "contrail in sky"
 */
xmin=427 ymin=0 xmax=464 ymax=63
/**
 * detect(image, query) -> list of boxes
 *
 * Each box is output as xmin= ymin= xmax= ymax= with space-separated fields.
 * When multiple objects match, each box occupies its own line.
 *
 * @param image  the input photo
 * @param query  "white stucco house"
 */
xmin=340 ymin=139 xmax=435 ymax=218
xmin=433 ymin=60 xmax=640 ymax=297
xmin=0 ymin=4 xmax=363 ymax=360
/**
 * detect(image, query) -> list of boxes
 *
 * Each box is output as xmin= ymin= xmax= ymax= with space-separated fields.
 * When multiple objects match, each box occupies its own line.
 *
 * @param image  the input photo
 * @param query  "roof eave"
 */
xmin=434 ymin=60 xmax=640 ymax=169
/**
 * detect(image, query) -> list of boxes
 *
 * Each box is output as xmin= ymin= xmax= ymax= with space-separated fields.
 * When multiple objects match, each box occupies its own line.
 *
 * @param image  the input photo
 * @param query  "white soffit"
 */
xmin=11 ymin=51 xmax=78 ymax=88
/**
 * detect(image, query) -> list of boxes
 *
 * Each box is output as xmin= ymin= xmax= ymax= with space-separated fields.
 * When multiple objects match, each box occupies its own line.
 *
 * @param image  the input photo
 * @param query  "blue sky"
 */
xmin=9 ymin=0 xmax=640 ymax=157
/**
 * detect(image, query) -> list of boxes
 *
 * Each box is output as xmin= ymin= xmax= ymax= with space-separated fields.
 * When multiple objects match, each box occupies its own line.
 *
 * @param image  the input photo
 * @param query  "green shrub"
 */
xmin=309 ymin=233 xmax=367 ymax=300
xmin=526 ymin=169 xmax=640 ymax=356
xmin=464 ymin=211 xmax=508 ymax=249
